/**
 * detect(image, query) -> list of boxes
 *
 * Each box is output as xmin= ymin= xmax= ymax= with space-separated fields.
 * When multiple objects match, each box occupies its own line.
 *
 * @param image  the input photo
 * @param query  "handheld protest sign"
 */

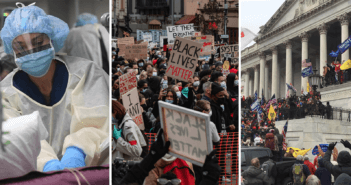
xmin=167 ymin=24 xmax=195 ymax=44
xmin=124 ymin=44 xmax=148 ymax=60
xmin=158 ymin=101 xmax=213 ymax=167
xmin=220 ymin=44 xmax=239 ymax=60
xmin=184 ymin=35 xmax=214 ymax=56
xmin=119 ymin=71 xmax=137 ymax=96
xmin=165 ymin=37 xmax=203 ymax=82
xmin=122 ymin=88 xmax=144 ymax=130
xmin=117 ymin=37 xmax=134 ymax=46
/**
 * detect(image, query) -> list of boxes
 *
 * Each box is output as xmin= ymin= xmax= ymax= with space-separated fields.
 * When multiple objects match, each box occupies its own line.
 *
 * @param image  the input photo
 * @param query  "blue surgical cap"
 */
xmin=1 ymin=6 xmax=69 ymax=54
xmin=75 ymin=13 xmax=98 ymax=27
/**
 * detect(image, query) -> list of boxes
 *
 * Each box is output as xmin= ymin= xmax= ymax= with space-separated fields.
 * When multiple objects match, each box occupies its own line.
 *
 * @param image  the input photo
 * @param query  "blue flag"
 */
xmin=302 ymin=66 xmax=313 ymax=77
xmin=312 ymin=144 xmax=329 ymax=155
xmin=329 ymin=36 xmax=351 ymax=57
xmin=261 ymin=89 xmax=265 ymax=105
xmin=254 ymin=90 xmax=258 ymax=101
xmin=286 ymin=83 xmax=297 ymax=92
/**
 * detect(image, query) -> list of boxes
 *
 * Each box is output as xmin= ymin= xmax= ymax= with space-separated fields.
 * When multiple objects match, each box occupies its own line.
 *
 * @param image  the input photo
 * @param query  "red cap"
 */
xmin=268 ymin=121 xmax=271 ymax=124
xmin=230 ymin=68 xmax=238 ymax=74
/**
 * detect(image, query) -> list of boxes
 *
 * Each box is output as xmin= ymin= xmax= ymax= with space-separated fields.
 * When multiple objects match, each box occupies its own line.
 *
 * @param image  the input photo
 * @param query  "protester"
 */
xmin=290 ymin=155 xmax=311 ymax=184
xmin=315 ymin=157 xmax=331 ymax=185
xmin=334 ymin=173 xmax=351 ymax=185
xmin=322 ymin=141 xmax=351 ymax=179
xmin=241 ymin=157 xmax=269 ymax=185
xmin=0 ymin=4 xmax=109 ymax=173
xmin=304 ymin=156 xmax=316 ymax=175
xmin=306 ymin=175 xmax=321 ymax=185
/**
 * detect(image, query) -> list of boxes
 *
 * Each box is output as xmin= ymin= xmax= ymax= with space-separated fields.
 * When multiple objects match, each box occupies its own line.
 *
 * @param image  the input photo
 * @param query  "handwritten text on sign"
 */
xmin=124 ymin=44 xmax=148 ymax=60
xmin=160 ymin=103 xmax=211 ymax=166
xmin=167 ymin=24 xmax=195 ymax=44
xmin=220 ymin=44 xmax=239 ymax=59
xmin=184 ymin=35 xmax=214 ymax=56
xmin=119 ymin=71 xmax=137 ymax=96
xmin=122 ymin=88 xmax=144 ymax=130
xmin=165 ymin=37 xmax=203 ymax=82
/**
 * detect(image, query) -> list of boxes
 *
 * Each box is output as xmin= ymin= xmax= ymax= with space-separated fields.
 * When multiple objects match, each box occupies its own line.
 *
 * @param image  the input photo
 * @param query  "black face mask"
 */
xmin=159 ymin=70 xmax=166 ymax=75
xmin=217 ymin=97 xmax=225 ymax=104
xmin=195 ymin=67 xmax=200 ymax=72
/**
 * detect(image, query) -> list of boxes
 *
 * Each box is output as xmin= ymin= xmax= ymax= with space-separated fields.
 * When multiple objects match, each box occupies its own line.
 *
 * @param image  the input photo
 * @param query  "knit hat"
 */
xmin=211 ymin=82 xmax=224 ymax=96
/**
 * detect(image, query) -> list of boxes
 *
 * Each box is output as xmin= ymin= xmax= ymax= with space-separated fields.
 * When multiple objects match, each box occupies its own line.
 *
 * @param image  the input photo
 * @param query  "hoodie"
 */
xmin=315 ymin=158 xmax=331 ymax=185
xmin=323 ymin=149 xmax=351 ymax=179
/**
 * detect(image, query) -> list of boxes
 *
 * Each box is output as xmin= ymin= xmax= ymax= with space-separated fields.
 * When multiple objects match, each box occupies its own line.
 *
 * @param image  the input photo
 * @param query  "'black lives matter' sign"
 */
xmin=167 ymin=24 xmax=195 ymax=44
xmin=165 ymin=37 xmax=203 ymax=82
xmin=159 ymin=101 xmax=212 ymax=166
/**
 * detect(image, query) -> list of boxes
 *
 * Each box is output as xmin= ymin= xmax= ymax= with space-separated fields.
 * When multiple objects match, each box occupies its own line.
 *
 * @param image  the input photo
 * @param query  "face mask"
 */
xmin=112 ymin=51 xmax=116 ymax=55
xmin=202 ymin=65 xmax=204 ymax=68
xmin=220 ymin=81 xmax=227 ymax=89
xmin=158 ymin=55 xmax=162 ymax=58
xmin=181 ymin=87 xmax=189 ymax=98
xmin=220 ymin=105 xmax=225 ymax=111
xmin=112 ymin=116 xmax=118 ymax=123
xmin=138 ymin=63 xmax=144 ymax=67
xmin=234 ymin=80 xmax=239 ymax=86
xmin=165 ymin=99 xmax=173 ymax=104
xmin=209 ymin=109 xmax=212 ymax=116
xmin=141 ymin=88 xmax=147 ymax=93
xmin=193 ymin=81 xmax=200 ymax=87
xmin=176 ymin=91 xmax=181 ymax=98
xmin=147 ymin=57 xmax=149 ymax=60
xmin=153 ymin=72 xmax=157 ymax=76
xmin=15 ymin=46 xmax=55 ymax=77
xmin=217 ymin=97 xmax=225 ymax=104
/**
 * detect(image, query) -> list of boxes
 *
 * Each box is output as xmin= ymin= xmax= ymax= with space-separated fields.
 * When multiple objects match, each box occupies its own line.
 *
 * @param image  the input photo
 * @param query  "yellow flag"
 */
xmin=268 ymin=105 xmax=276 ymax=120
xmin=341 ymin=59 xmax=351 ymax=70
xmin=287 ymin=147 xmax=312 ymax=158
xmin=307 ymin=81 xmax=310 ymax=93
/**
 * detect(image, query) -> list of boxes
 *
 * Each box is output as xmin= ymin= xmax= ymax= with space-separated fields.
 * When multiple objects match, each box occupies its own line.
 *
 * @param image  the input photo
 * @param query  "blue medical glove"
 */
xmin=60 ymin=146 xmax=86 ymax=169
xmin=113 ymin=125 xmax=122 ymax=140
xmin=43 ymin=159 xmax=62 ymax=172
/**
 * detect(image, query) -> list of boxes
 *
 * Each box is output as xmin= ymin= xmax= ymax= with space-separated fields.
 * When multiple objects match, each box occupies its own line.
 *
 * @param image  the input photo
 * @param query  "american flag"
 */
xmin=282 ymin=121 xmax=289 ymax=150
xmin=265 ymin=94 xmax=277 ymax=109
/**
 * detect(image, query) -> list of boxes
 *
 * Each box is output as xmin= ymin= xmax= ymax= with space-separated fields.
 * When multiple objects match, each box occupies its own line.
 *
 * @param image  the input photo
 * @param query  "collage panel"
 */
xmin=241 ymin=0 xmax=351 ymax=184
xmin=112 ymin=0 xmax=239 ymax=184
xmin=0 ymin=1 xmax=110 ymax=184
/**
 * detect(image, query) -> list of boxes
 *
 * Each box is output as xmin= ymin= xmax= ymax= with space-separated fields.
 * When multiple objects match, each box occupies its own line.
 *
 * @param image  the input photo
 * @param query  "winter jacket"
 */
xmin=210 ymin=98 xmax=233 ymax=133
xmin=315 ymin=158 xmax=331 ymax=185
xmin=143 ymin=155 xmax=194 ymax=185
xmin=112 ymin=113 xmax=147 ymax=161
xmin=242 ymin=166 xmax=269 ymax=185
xmin=304 ymin=160 xmax=316 ymax=175
xmin=323 ymin=149 xmax=351 ymax=179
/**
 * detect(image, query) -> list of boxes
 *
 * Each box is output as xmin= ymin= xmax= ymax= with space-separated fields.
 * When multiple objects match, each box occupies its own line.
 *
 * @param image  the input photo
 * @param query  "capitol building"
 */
xmin=241 ymin=0 xmax=351 ymax=108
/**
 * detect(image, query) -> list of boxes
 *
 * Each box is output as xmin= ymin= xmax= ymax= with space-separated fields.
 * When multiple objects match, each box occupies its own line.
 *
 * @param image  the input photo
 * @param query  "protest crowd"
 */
xmin=112 ymin=29 xmax=239 ymax=185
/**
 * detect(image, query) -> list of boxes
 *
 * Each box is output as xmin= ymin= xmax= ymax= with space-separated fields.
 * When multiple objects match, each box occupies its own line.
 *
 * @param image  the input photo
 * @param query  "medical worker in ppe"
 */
xmin=61 ymin=13 xmax=109 ymax=74
xmin=0 ymin=4 xmax=109 ymax=172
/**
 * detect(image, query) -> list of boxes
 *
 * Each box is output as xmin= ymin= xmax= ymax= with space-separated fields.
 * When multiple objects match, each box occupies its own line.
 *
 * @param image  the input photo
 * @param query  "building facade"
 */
xmin=241 ymin=0 xmax=351 ymax=108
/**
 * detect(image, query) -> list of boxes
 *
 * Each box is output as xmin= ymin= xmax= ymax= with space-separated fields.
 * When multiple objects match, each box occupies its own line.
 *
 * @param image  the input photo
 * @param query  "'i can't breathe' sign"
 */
xmin=165 ymin=37 xmax=202 ymax=82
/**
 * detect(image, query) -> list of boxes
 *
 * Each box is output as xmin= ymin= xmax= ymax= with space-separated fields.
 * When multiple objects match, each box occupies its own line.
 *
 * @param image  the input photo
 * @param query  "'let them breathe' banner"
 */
xmin=167 ymin=24 xmax=195 ymax=45
xmin=165 ymin=37 xmax=203 ymax=82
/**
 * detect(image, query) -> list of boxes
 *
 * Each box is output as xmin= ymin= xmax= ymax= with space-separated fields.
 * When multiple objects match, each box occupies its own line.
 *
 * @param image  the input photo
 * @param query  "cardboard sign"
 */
xmin=119 ymin=71 xmax=137 ymax=96
xmin=184 ymin=35 xmax=214 ymax=56
xmin=194 ymin=32 xmax=201 ymax=36
xmin=124 ymin=44 xmax=148 ymax=60
xmin=158 ymin=101 xmax=212 ymax=166
xmin=118 ymin=44 xmax=126 ymax=56
xmin=117 ymin=37 xmax=134 ymax=46
xmin=122 ymin=88 xmax=144 ymax=130
xmin=220 ymin=44 xmax=239 ymax=60
xmin=165 ymin=37 xmax=202 ymax=82
xmin=167 ymin=24 xmax=195 ymax=45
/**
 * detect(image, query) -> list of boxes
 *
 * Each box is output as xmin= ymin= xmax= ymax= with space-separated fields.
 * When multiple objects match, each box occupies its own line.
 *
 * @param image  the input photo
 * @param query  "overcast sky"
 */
xmin=241 ymin=0 xmax=284 ymax=34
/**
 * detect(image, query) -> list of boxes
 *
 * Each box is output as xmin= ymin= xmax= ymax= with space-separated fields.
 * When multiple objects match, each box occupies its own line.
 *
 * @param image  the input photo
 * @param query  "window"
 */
xmin=121 ymin=0 xmax=124 ymax=10
xmin=251 ymin=150 xmax=269 ymax=159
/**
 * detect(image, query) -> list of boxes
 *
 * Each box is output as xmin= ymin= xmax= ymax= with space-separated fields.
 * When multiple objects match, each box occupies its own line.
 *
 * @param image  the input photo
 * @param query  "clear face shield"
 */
xmin=12 ymin=33 xmax=52 ymax=58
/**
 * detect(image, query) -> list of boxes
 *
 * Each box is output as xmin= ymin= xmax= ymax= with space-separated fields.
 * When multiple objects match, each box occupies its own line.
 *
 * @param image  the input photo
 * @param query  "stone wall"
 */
xmin=275 ymin=117 xmax=351 ymax=162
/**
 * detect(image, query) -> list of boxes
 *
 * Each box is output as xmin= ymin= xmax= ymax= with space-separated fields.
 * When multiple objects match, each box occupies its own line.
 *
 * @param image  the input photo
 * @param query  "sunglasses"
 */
xmin=157 ymin=178 xmax=181 ymax=185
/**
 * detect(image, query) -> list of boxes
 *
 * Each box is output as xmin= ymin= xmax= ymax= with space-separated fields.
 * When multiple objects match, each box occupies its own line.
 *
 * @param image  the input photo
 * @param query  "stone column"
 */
xmin=254 ymin=65 xmax=259 ymax=96
xmin=271 ymin=46 xmax=279 ymax=97
xmin=259 ymin=52 xmax=266 ymax=98
xmin=249 ymin=75 xmax=253 ymax=97
xmin=300 ymin=32 xmax=310 ymax=93
xmin=265 ymin=61 xmax=269 ymax=98
xmin=318 ymin=23 xmax=329 ymax=76
xmin=284 ymin=40 xmax=293 ymax=93
xmin=338 ymin=14 xmax=350 ymax=63
xmin=244 ymin=70 xmax=249 ymax=98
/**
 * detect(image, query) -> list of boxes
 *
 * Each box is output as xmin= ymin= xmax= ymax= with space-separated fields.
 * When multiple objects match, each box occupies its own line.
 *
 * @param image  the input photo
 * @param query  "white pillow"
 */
xmin=0 ymin=111 xmax=48 ymax=180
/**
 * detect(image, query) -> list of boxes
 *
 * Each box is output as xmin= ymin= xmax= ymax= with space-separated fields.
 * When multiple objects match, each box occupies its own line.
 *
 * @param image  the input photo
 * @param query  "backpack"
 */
xmin=265 ymin=133 xmax=275 ymax=150
xmin=292 ymin=164 xmax=306 ymax=185
xmin=262 ymin=160 xmax=277 ymax=185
